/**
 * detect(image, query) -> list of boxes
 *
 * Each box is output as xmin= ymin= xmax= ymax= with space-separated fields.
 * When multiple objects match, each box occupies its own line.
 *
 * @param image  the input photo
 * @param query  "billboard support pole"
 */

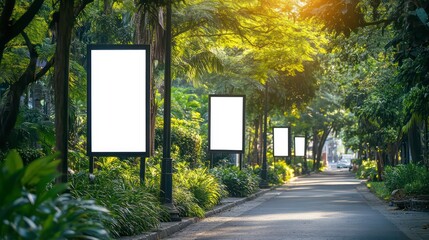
xmin=160 ymin=0 xmax=180 ymax=222
xmin=89 ymin=156 xmax=94 ymax=174
xmin=140 ymin=157 xmax=146 ymax=185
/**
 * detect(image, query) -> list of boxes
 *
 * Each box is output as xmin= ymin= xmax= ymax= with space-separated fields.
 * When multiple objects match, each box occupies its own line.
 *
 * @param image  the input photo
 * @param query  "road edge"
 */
xmin=120 ymin=187 xmax=275 ymax=240
xmin=356 ymin=181 xmax=426 ymax=240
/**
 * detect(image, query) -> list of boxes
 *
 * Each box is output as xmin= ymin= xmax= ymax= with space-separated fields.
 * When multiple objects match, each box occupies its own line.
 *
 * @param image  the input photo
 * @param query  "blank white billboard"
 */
xmin=209 ymin=95 xmax=245 ymax=152
xmin=273 ymin=127 xmax=289 ymax=157
xmin=294 ymin=136 xmax=306 ymax=157
xmin=88 ymin=45 xmax=150 ymax=156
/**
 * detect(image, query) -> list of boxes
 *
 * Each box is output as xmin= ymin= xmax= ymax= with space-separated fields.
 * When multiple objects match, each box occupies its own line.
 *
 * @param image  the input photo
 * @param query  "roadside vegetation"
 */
xmin=1 ymin=0 xmax=429 ymax=238
xmin=356 ymin=161 xmax=429 ymax=204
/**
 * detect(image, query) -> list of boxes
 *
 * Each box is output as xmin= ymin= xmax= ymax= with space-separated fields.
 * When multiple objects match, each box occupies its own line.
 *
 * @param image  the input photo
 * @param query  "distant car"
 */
xmin=337 ymin=161 xmax=351 ymax=169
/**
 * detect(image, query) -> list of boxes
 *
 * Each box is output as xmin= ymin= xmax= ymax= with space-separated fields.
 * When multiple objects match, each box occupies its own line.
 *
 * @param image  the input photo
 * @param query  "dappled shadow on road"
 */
xmin=167 ymin=170 xmax=409 ymax=240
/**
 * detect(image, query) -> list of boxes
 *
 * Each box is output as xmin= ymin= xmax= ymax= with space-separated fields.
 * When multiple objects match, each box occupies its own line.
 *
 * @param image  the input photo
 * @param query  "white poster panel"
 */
xmin=294 ymin=136 xmax=306 ymax=157
xmin=89 ymin=46 xmax=149 ymax=155
xmin=209 ymin=96 xmax=245 ymax=152
xmin=273 ymin=127 xmax=289 ymax=157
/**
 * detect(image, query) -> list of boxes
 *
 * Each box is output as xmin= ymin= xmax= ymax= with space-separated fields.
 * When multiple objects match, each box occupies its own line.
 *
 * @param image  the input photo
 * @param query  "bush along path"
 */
xmin=356 ymin=161 xmax=429 ymax=211
xmin=120 ymin=187 xmax=275 ymax=240
xmin=0 ymin=148 xmax=298 ymax=239
xmin=119 ymin=163 xmax=299 ymax=240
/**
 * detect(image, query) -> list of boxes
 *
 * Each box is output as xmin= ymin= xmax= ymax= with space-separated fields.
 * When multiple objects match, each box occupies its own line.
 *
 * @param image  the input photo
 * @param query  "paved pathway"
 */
xmin=165 ymin=170 xmax=428 ymax=240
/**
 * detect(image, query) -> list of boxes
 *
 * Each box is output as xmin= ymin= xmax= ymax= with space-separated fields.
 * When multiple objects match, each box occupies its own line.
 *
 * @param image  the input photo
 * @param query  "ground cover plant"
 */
xmin=383 ymin=164 xmax=429 ymax=196
xmin=366 ymin=181 xmax=390 ymax=201
xmin=211 ymin=166 xmax=260 ymax=197
xmin=69 ymin=157 xmax=165 ymax=237
xmin=173 ymin=163 xmax=226 ymax=217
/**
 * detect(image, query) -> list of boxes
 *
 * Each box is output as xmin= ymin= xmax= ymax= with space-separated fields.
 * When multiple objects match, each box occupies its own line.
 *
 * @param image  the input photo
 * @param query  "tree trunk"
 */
xmin=312 ymin=128 xmax=318 ymax=171
xmin=103 ymin=0 xmax=112 ymax=14
xmin=258 ymin=113 xmax=263 ymax=165
xmin=54 ymin=0 xmax=74 ymax=183
xmin=424 ymin=118 xmax=428 ymax=168
xmin=0 ymin=32 xmax=50 ymax=148
xmin=316 ymin=127 xmax=331 ymax=170
xmin=251 ymin=118 xmax=259 ymax=165
xmin=408 ymin=121 xmax=423 ymax=164
xmin=134 ymin=4 xmax=164 ymax=156
xmin=303 ymin=132 xmax=308 ymax=173
xmin=0 ymin=61 xmax=37 ymax=147
xmin=376 ymin=150 xmax=383 ymax=181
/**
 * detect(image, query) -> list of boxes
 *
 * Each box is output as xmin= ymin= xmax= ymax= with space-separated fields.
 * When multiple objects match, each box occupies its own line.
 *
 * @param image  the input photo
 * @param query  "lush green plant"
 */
xmin=155 ymin=118 xmax=203 ymax=167
xmin=266 ymin=166 xmax=282 ymax=185
xmin=174 ymin=163 xmax=225 ymax=213
xmin=211 ymin=166 xmax=260 ymax=197
xmin=173 ymin=186 xmax=205 ymax=218
xmin=384 ymin=164 xmax=429 ymax=195
xmin=366 ymin=181 xmax=391 ymax=201
xmin=356 ymin=160 xmax=378 ymax=181
xmin=253 ymin=162 xmax=294 ymax=186
xmin=70 ymin=157 xmax=164 ymax=237
xmin=0 ymin=150 xmax=110 ymax=239
xmin=274 ymin=161 xmax=295 ymax=183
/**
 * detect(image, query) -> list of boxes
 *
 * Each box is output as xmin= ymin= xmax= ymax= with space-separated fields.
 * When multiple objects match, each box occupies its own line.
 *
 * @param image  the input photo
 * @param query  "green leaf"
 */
xmin=22 ymin=153 xmax=60 ymax=186
xmin=415 ymin=8 xmax=428 ymax=25
xmin=5 ymin=149 xmax=24 ymax=173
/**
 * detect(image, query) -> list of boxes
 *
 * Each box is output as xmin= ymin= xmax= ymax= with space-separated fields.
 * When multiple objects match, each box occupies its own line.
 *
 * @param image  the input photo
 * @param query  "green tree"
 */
xmin=0 ymin=1 xmax=53 ymax=148
xmin=303 ymin=0 xmax=429 ymax=167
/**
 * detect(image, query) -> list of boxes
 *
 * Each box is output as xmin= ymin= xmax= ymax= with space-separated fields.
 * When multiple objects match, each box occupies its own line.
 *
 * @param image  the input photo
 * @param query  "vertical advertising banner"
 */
xmin=88 ymin=45 xmax=150 ymax=157
xmin=209 ymin=95 xmax=245 ymax=153
xmin=273 ymin=127 xmax=289 ymax=157
xmin=294 ymin=136 xmax=306 ymax=157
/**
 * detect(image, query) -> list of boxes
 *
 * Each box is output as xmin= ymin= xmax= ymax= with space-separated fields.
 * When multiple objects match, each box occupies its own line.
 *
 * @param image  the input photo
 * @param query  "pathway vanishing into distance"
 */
xmin=166 ymin=169 xmax=412 ymax=240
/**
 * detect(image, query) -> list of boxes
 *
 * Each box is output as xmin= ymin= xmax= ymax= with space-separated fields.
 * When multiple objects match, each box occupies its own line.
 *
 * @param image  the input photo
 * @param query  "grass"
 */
xmin=366 ymin=181 xmax=391 ymax=201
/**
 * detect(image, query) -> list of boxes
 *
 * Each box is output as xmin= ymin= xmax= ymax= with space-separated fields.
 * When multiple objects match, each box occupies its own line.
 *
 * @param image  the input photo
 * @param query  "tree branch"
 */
xmin=0 ymin=0 xmax=16 ymax=35
xmin=8 ymin=0 xmax=45 ymax=44
xmin=74 ymin=0 xmax=94 ymax=19
xmin=362 ymin=18 xmax=394 ymax=27
xmin=35 ymin=57 xmax=54 ymax=81
xmin=21 ymin=31 xmax=37 ymax=60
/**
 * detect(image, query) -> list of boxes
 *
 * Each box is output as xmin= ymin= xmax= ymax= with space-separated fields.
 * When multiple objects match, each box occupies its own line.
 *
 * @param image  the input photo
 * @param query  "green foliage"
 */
xmin=252 ymin=162 xmax=295 ymax=186
xmin=174 ymin=163 xmax=225 ymax=217
xmin=211 ymin=166 xmax=260 ymax=197
xmin=384 ymin=164 xmax=429 ymax=195
xmin=366 ymin=181 xmax=390 ymax=201
xmin=7 ymin=108 xmax=54 ymax=154
xmin=173 ymin=186 xmax=205 ymax=218
xmin=0 ymin=150 xmax=110 ymax=239
xmin=273 ymin=161 xmax=295 ymax=183
xmin=254 ymin=161 xmax=295 ymax=185
xmin=156 ymin=118 xmax=203 ymax=166
xmin=70 ymin=157 xmax=164 ymax=237
xmin=356 ymin=160 xmax=378 ymax=181
xmin=14 ymin=148 xmax=45 ymax=165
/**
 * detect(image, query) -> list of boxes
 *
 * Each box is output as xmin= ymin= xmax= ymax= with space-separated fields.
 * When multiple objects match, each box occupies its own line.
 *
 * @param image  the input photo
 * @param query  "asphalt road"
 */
xmin=166 ymin=169 xmax=410 ymax=240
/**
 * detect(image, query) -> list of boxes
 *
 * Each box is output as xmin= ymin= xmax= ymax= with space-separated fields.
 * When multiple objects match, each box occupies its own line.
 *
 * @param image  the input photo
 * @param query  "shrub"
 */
xmin=173 ymin=187 xmax=205 ymax=218
xmin=356 ymin=160 xmax=378 ymax=181
xmin=155 ymin=118 xmax=203 ymax=167
xmin=0 ymin=150 xmax=110 ymax=239
xmin=255 ymin=161 xmax=295 ymax=185
xmin=174 ymin=164 xmax=225 ymax=215
xmin=384 ymin=164 xmax=429 ymax=195
xmin=70 ymin=157 xmax=164 ymax=237
xmin=366 ymin=181 xmax=390 ymax=201
xmin=211 ymin=166 xmax=260 ymax=197
xmin=274 ymin=161 xmax=295 ymax=182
